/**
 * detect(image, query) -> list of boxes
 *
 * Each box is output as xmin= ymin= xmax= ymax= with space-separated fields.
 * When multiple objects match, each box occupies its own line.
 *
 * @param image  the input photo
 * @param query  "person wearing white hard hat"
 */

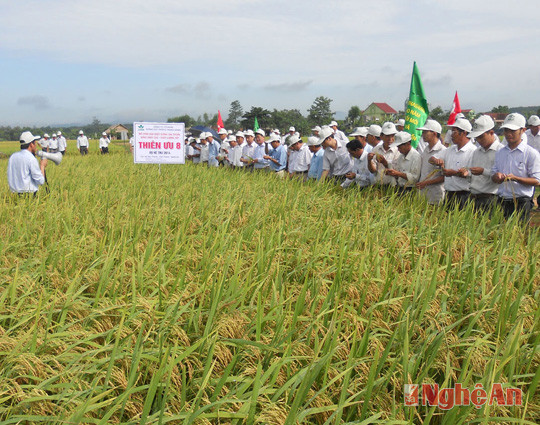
xmin=189 ymin=138 xmax=201 ymax=164
xmin=223 ymin=135 xmax=236 ymax=167
xmin=77 ymin=130 xmax=89 ymax=155
xmin=99 ymin=132 xmax=110 ymax=154
xmin=306 ymin=136 xmax=324 ymax=180
xmin=40 ymin=133 xmax=50 ymax=152
xmin=396 ymin=119 xmax=406 ymax=132
xmin=281 ymin=126 xmax=296 ymax=145
xmin=229 ymin=132 xmax=245 ymax=168
xmin=349 ymin=127 xmax=372 ymax=153
xmin=430 ymin=118 xmax=475 ymax=209
xmin=341 ymin=139 xmax=374 ymax=189
xmin=328 ymin=120 xmax=349 ymax=147
xmin=218 ymin=128 xmax=230 ymax=165
xmin=185 ymin=137 xmax=194 ymax=162
xmin=319 ymin=127 xmax=353 ymax=183
xmin=7 ymin=132 xmax=48 ymax=196
xmin=464 ymin=115 xmax=503 ymax=211
xmin=492 ymin=113 xmax=540 ymax=220
xmin=367 ymin=122 xmax=400 ymax=187
xmin=311 ymin=126 xmax=321 ymax=137
xmin=525 ymin=115 xmax=540 ymax=154
xmin=287 ymin=135 xmax=312 ymax=179
xmin=384 ymin=132 xmax=422 ymax=194
xmin=198 ymin=133 xmax=209 ymax=164
xmin=443 ymin=112 xmax=466 ymax=147
xmin=57 ymin=131 xmax=67 ymax=155
xmin=416 ymin=119 xmax=447 ymax=205
xmin=252 ymin=129 xmax=270 ymax=170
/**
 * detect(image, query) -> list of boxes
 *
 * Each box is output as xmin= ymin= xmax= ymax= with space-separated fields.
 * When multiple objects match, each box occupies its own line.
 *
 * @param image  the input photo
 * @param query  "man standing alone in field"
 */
xmin=99 ymin=132 xmax=110 ymax=154
xmin=77 ymin=130 xmax=89 ymax=155
xmin=7 ymin=132 xmax=48 ymax=196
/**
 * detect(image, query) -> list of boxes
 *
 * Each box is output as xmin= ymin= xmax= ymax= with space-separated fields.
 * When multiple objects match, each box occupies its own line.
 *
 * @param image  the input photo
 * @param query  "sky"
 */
xmin=1 ymin=0 xmax=539 ymax=126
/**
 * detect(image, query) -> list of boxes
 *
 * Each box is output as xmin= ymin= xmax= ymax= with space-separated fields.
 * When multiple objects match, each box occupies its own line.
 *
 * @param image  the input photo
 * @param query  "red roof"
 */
xmin=372 ymin=102 xmax=397 ymax=114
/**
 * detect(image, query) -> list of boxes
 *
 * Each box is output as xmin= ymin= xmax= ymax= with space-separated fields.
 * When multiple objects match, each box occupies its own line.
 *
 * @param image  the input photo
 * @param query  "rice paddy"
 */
xmin=0 ymin=141 xmax=538 ymax=424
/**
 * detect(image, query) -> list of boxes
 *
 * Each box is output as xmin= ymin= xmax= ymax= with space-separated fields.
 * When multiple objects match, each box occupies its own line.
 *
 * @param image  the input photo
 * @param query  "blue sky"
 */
xmin=1 ymin=0 xmax=539 ymax=126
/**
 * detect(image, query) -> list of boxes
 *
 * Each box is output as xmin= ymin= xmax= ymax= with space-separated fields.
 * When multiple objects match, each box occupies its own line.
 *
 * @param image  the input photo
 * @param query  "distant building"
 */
xmin=484 ymin=112 xmax=507 ymax=125
xmin=363 ymin=102 xmax=398 ymax=123
xmin=105 ymin=124 xmax=130 ymax=140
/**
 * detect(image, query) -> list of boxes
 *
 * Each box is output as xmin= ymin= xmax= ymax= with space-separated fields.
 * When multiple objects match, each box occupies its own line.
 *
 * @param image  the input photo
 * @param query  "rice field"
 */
xmin=0 ymin=141 xmax=538 ymax=424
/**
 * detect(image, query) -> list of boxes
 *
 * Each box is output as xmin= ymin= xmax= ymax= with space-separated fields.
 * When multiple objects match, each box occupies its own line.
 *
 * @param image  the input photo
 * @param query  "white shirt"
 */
xmin=341 ymin=150 xmax=374 ymax=188
xmin=40 ymin=138 xmax=49 ymax=149
xmin=7 ymin=149 xmax=45 ymax=193
xmin=419 ymin=141 xmax=447 ymax=204
xmin=525 ymin=129 xmax=540 ymax=153
xmin=333 ymin=129 xmax=349 ymax=146
xmin=289 ymin=144 xmax=312 ymax=173
xmin=77 ymin=135 xmax=89 ymax=148
xmin=99 ymin=137 xmax=110 ymax=148
xmin=469 ymin=138 xmax=503 ymax=195
xmin=199 ymin=144 xmax=209 ymax=162
xmin=229 ymin=145 xmax=244 ymax=167
xmin=394 ymin=148 xmax=422 ymax=187
xmin=57 ymin=136 xmax=67 ymax=151
xmin=191 ymin=143 xmax=201 ymax=163
xmin=440 ymin=140 xmax=476 ymax=191
xmin=242 ymin=142 xmax=256 ymax=161
xmin=323 ymin=139 xmax=353 ymax=176
xmin=371 ymin=143 xmax=400 ymax=186
xmin=48 ymin=137 xmax=59 ymax=151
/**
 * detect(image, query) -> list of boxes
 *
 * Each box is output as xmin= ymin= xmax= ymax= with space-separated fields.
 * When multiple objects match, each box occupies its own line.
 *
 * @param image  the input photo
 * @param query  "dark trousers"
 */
xmin=499 ymin=197 xmax=534 ymax=223
xmin=101 ymin=147 xmax=109 ymax=154
xmin=470 ymin=193 xmax=498 ymax=212
xmin=80 ymin=146 xmax=88 ymax=155
xmin=445 ymin=190 xmax=470 ymax=210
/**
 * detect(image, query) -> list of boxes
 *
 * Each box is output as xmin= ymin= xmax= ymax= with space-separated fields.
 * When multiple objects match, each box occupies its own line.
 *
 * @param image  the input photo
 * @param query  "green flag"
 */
xmin=405 ymin=62 xmax=429 ymax=148
xmin=254 ymin=117 xmax=259 ymax=131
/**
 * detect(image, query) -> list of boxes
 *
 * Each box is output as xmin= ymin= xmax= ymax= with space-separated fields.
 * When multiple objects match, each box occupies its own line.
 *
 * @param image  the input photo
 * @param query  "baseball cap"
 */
xmin=417 ymin=119 xmax=442 ymax=134
xmin=273 ymin=129 xmax=281 ymax=135
xmin=368 ymin=125 xmax=382 ymax=138
xmin=311 ymin=125 xmax=321 ymax=133
xmin=468 ymin=115 xmax=495 ymax=138
xmin=205 ymin=132 xmax=213 ymax=139
xmin=255 ymin=129 xmax=265 ymax=137
xmin=288 ymin=126 xmax=295 ymax=132
xmin=391 ymin=131 xmax=412 ymax=147
xmin=57 ymin=131 xmax=62 ymax=135
xmin=500 ymin=113 xmax=526 ymax=131
xmin=286 ymin=134 xmax=300 ymax=146
xmin=328 ymin=120 xmax=338 ymax=127
xmin=218 ymin=128 xmax=227 ymax=135
xmin=448 ymin=118 xmax=472 ymax=133
xmin=43 ymin=133 xmax=50 ymax=138
xmin=102 ymin=132 xmax=107 ymax=136
xmin=20 ymin=131 xmax=41 ymax=144
xmin=244 ymin=129 xmax=254 ymax=137
xmin=79 ymin=130 xmax=84 ymax=134
xmin=527 ymin=115 xmax=540 ymax=126
xmin=381 ymin=122 xmax=398 ymax=135
xmin=235 ymin=131 xmax=245 ymax=138
xmin=349 ymin=127 xmax=368 ymax=137
xmin=306 ymin=136 xmax=321 ymax=146
xmin=52 ymin=133 xmax=57 ymax=137
xmin=317 ymin=127 xmax=334 ymax=145
xmin=227 ymin=135 xmax=236 ymax=142
xmin=199 ymin=132 xmax=207 ymax=139
xmin=396 ymin=119 xmax=405 ymax=127
xmin=456 ymin=113 xmax=466 ymax=119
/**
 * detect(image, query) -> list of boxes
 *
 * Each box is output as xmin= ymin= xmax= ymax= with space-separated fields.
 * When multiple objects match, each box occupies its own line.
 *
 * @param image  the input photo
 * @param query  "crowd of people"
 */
xmin=183 ymin=113 xmax=540 ymax=222
xmin=6 ymin=112 xmax=540 ymax=222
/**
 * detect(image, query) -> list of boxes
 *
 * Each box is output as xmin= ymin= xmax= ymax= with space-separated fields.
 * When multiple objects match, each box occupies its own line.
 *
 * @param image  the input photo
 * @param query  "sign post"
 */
xmin=133 ymin=122 xmax=185 ymax=165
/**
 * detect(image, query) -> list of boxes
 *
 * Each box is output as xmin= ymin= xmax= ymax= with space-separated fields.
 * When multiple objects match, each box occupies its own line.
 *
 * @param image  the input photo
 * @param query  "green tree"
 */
xmin=429 ymin=106 xmax=447 ymax=123
xmin=226 ymin=100 xmax=243 ymax=129
xmin=167 ymin=114 xmax=195 ymax=127
xmin=491 ymin=105 xmax=510 ymax=113
xmin=241 ymin=107 xmax=271 ymax=130
xmin=346 ymin=106 xmax=362 ymax=129
xmin=269 ymin=109 xmax=308 ymax=134
xmin=308 ymin=96 xmax=334 ymax=126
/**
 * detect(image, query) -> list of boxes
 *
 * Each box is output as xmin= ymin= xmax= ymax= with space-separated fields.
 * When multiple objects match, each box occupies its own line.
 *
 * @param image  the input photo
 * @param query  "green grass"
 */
xmin=0 ymin=145 xmax=538 ymax=424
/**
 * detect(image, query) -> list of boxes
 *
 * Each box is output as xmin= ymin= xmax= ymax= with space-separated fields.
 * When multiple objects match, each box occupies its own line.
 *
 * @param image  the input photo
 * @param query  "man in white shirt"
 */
xmin=57 ymin=131 xmax=67 ymax=155
xmin=492 ymin=113 xmax=540 ymax=221
xmin=40 ymin=134 xmax=50 ymax=152
xmin=366 ymin=125 xmax=382 ymax=150
xmin=229 ymin=132 xmax=245 ymax=168
xmin=385 ymin=132 xmax=422 ymax=194
xmin=77 ymin=130 xmax=89 ymax=155
xmin=99 ymin=132 xmax=110 ymax=154
xmin=368 ymin=122 xmax=400 ymax=187
xmin=465 ymin=115 xmax=503 ymax=211
xmin=252 ymin=129 xmax=270 ymax=170
xmin=396 ymin=119 xmax=405 ymax=132
xmin=329 ymin=120 xmax=349 ymax=146
xmin=349 ymin=127 xmax=372 ymax=153
xmin=416 ymin=119 xmax=447 ymax=205
xmin=525 ymin=115 xmax=540 ymax=208
xmin=48 ymin=133 xmax=59 ymax=153
xmin=241 ymin=130 xmax=256 ymax=169
xmin=218 ymin=128 xmax=230 ymax=165
xmin=206 ymin=133 xmax=221 ymax=167
xmin=320 ymin=127 xmax=353 ymax=183
xmin=282 ymin=127 xmax=296 ymax=145
xmin=7 ymin=132 xmax=48 ymax=196
xmin=430 ymin=118 xmax=476 ymax=209
xmin=342 ymin=139 xmax=374 ymax=189
xmin=287 ymin=135 xmax=312 ymax=179
xmin=198 ymin=133 xmax=209 ymax=164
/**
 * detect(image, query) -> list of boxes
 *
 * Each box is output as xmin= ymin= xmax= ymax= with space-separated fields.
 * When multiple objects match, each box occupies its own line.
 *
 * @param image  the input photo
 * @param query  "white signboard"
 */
xmin=133 ymin=122 xmax=185 ymax=164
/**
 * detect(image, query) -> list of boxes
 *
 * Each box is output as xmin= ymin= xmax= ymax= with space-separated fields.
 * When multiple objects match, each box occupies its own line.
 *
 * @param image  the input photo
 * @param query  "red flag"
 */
xmin=447 ymin=91 xmax=461 ymax=125
xmin=217 ymin=110 xmax=224 ymax=129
